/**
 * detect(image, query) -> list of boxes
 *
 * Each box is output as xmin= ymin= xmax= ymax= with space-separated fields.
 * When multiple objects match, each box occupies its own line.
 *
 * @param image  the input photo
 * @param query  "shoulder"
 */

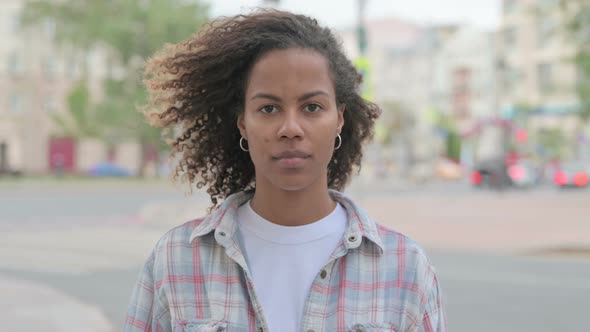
xmin=148 ymin=217 xmax=216 ymax=267
xmin=374 ymin=222 xmax=438 ymax=279
xmin=153 ymin=218 xmax=206 ymax=249
xmin=374 ymin=225 xmax=446 ymax=330
xmin=376 ymin=223 xmax=426 ymax=254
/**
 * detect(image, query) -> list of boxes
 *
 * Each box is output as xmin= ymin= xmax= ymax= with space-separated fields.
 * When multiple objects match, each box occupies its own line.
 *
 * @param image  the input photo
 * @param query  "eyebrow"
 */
xmin=250 ymin=90 xmax=330 ymax=102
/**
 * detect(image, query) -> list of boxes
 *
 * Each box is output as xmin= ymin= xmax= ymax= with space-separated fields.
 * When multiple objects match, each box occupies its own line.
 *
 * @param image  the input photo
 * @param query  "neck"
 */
xmin=250 ymin=180 xmax=336 ymax=227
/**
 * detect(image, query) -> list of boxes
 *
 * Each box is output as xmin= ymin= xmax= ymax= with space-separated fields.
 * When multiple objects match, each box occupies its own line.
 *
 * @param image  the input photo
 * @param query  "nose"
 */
xmin=277 ymin=108 xmax=304 ymax=140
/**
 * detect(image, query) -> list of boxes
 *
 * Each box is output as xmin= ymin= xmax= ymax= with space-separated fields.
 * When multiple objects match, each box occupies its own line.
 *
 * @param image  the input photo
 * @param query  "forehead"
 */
xmin=245 ymin=48 xmax=335 ymax=97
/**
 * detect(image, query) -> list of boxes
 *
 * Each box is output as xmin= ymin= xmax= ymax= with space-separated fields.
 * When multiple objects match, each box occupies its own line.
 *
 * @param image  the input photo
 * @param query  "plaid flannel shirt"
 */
xmin=124 ymin=190 xmax=446 ymax=332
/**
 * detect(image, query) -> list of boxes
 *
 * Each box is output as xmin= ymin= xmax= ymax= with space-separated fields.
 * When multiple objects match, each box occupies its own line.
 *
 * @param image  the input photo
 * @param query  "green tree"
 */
xmin=433 ymin=112 xmax=461 ymax=161
xmin=22 ymin=0 xmax=209 ymax=176
xmin=536 ymin=128 xmax=568 ymax=161
xmin=52 ymin=81 xmax=101 ymax=138
xmin=377 ymin=101 xmax=407 ymax=145
xmin=559 ymin=0 xmax=590 ymax=122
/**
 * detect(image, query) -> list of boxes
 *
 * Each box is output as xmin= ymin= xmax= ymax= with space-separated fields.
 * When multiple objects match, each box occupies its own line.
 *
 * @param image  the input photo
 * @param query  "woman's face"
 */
xmin=238 ymin=48 xmax=344 ymax=192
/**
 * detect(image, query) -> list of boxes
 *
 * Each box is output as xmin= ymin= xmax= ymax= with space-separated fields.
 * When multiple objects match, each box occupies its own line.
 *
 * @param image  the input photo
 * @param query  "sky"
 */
xmin=207 ymin=0 xmax=502 ymax=30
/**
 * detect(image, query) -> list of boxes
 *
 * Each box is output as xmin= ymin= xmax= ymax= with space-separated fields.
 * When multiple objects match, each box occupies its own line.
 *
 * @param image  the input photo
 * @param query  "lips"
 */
xmin=272 ymin=150 xmax=311 ymax=159
xmin=272 ymin=150 xmax=311 ymax=169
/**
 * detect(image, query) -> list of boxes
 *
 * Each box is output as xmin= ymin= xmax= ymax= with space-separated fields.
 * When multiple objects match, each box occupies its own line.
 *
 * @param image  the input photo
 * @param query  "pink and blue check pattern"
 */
xmin=124 ymin=190 xmax=446 ymax=332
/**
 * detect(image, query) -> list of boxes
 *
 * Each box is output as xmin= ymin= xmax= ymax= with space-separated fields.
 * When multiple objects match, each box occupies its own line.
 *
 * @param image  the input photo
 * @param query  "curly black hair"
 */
xmin=142 ymin=9 xmax=381 ymax=209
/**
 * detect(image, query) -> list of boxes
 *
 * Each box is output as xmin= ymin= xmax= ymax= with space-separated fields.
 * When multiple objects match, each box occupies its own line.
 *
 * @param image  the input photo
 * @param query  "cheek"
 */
xmin=247 ymin=129 xmax=272 ymax=161
xmin=244 ymin=115 xmax=268 ymax=143
xmin=249 ymin=129 xmax=271 ymax=145
xmin=322 ymin=135 xmax=336 ymax=156
xmin=314 ymin=129 xmax=338 ymax=161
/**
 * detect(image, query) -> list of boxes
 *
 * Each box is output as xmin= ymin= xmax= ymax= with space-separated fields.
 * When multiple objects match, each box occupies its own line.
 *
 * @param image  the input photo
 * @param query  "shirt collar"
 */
xmin=189 ymin=189 xmax=385 ymax=255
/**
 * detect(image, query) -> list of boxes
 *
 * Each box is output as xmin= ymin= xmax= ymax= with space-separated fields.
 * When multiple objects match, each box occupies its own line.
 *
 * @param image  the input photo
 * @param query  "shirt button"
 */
xmin=350 ymin=324 xmax=366 ymax=332
xmin=320 ymin=269 xmax=327 ymax=279
xmin=258 ymin=328 xmax=264 ymax=332
xmin=348 ymin=235 xmax=358 ymax=242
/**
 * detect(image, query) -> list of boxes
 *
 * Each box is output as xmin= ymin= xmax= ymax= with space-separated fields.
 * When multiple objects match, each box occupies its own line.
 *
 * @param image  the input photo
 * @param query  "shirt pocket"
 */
xmin=347 ymin=322 xmax=399 ymax=332
xmin=174 ymin=319 xmax=228 ymax=332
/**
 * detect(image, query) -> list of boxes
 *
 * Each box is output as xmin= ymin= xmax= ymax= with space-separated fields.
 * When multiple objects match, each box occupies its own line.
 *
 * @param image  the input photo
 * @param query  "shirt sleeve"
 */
xmin=123 ymin=251 xmax=170 ymax=332
xmin=416 ymin=274 xmax=447 ymax=332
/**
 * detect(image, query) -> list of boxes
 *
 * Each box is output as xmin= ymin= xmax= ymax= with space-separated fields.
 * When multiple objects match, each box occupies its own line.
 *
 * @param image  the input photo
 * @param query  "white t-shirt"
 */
xmin=236 ymin=200 xmax=347 ymax=332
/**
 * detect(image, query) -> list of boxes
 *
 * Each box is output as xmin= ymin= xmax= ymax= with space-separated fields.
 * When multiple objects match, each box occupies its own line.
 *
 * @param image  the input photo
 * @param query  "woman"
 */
xmin=125 ymin=10 xmax=446 ymax=332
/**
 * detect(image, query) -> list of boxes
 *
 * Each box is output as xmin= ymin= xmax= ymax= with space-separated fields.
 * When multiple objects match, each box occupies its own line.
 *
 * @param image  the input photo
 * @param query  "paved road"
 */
xmin=430 ymin=251 xmax=590 ymax=332
xmin=1 ymin=180 xmax=589 ymax=331
xmin=2 ymin=250 xmax=588 ymax=332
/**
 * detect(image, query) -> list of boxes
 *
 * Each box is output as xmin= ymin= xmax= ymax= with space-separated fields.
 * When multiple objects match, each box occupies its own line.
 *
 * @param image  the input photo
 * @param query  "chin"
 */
xmin=268 ymin=174 xmax=317 ymax=192
xmin=275 ymin=180 xmax=313 ymax=192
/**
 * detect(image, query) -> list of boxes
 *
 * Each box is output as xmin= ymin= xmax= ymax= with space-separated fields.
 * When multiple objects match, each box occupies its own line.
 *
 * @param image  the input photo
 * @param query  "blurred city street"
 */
xmin=1 ymin=178 xmax=589 ymax=332
xmin=2 ymin=0 xmax=590 ymax=330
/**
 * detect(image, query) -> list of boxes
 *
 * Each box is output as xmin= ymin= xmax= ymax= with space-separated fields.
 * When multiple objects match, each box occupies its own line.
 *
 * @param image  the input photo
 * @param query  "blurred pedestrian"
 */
xmin=125 ymin=9 xmax=446 ymax=332
xmin=53 ymin=152 xmax=65 ymax=179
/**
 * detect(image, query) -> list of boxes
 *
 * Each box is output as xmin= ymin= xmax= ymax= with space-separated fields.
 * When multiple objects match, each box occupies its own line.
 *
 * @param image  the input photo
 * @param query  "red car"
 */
xmin=553 ymin=161 xmax=590 ymax=188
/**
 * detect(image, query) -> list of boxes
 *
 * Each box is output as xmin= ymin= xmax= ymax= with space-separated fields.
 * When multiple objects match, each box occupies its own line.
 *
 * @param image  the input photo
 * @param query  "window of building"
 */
xmin=538 ymin=63 xmax=554 ymax=92
xmin=504 ymin=27 xmax=517 ymax=48
xmin=66 ymin=59 xmax=80 ymax=79
xmin=503 ymin=0 xmax=517 ymax=14
xmin=501 ymin=65 xmax=521 ymax=94
xmin=11 ymin=13 xmax=21 ymax=33
xmin=9 ymin=94 xmax=23 ymax=113
xmin=537 ymin=0 xmax=560 ymax=8
xmin=7 ymin=53 xmax=24 ymax=75
xmin=577 ymin=65 xmax=589 ymax=87
xmin=43 ymin=56 xmax=57 ymax=79
xmin=45 ymin=96 xmax=57 ymax=113
xmin=537 ymin=17 xmax=557 ymax=47
xmin=575 ymin=19 xmax=590 ymax=44
xmin=43 ymin=18 xmax=56 ymax=39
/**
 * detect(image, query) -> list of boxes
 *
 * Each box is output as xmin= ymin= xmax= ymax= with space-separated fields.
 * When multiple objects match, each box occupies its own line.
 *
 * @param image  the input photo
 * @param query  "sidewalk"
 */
xmin=2 ymin=184 xmax=588 ymax=332
xmin=0 ymin=225 xmax=164 ymax=332
xmin=0 ymin=275 xmax=113 ymax=332
xmin=138 ymin=186 xmax=590 ymax=255
xmin=356 ymin=191 xmax=590 ymax=255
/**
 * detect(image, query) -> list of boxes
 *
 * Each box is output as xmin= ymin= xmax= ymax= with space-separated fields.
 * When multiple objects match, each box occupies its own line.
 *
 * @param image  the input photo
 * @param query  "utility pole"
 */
xmin=262 ymin=0 xmax=280 ymax=7
xmin=355 ymin=0 xmax=372 ymax=102
xmin=357 ymin=0 xmax=368 ymax=56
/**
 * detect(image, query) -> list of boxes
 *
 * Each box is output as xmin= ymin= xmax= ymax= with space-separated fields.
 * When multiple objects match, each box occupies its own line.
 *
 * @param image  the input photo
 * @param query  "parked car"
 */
xmin=470 ymin=158 xmax=512 ymax=190
xmin=506 ymin=160 xmax=542 ymax=188
xmin=87 ymin=162 xmax=132 ymax=177
xmin=552 ymin=161 xmax=590 ymax=188
xmin=0 ymin=168 xmax=23 ymax=177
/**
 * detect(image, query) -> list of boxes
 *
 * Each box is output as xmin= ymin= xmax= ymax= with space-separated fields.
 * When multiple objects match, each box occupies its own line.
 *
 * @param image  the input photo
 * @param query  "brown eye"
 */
xmin=304 ymin=103 xmax=322 ymax=113
xmin=260 ymin=105 xmax=279 ymax=114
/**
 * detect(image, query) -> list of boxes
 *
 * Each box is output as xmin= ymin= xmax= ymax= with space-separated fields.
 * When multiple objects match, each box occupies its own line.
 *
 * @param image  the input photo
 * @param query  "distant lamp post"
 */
xmin=355 ymin=0 xmax=372 ymax=101
xmin=357 ymin=0 xmax=368 ymax=56
xmin=262 ymin=0 xmax=280 ymax=6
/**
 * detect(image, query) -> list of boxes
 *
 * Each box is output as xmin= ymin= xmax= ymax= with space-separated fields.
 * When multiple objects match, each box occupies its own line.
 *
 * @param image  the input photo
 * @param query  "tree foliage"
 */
xmin=22 ymin=0 xmax=209 ymax=173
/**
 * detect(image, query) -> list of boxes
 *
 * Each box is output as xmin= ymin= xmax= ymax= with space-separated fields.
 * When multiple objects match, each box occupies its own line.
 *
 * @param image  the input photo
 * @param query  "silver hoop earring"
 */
xmin=239 ymin=137 xmax=249 ymax=152
xmin=335 ymin=134 xmax=342 ymax=150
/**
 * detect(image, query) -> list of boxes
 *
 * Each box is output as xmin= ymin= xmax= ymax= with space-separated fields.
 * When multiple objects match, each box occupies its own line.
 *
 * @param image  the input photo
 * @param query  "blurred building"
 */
xmin=336 ymin=0 xmax=587 ymax=171
xmin=0 ymin=0 xmax=144 ymax=176
xmin=338 ymin=18 xmax=441 ymax=111
xmin=337 ymin=18 xmax=506 ymax=177
xmin=499 ymin=0 xmax=582 ymax=158
xmin=338 ymin=19 xmax=455 ymax=179
xmin=432 ymin=26 xmax=505 ymax=164
xmin=1 ymin=0 xmax=53 ymax=174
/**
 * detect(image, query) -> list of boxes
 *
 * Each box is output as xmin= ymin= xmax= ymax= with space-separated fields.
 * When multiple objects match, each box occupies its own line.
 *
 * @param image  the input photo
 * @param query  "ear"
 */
xmin=337 ymin=104 xmax=345 ymax=134
xmin=237 ymin=112 xmax=247 ymax=139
